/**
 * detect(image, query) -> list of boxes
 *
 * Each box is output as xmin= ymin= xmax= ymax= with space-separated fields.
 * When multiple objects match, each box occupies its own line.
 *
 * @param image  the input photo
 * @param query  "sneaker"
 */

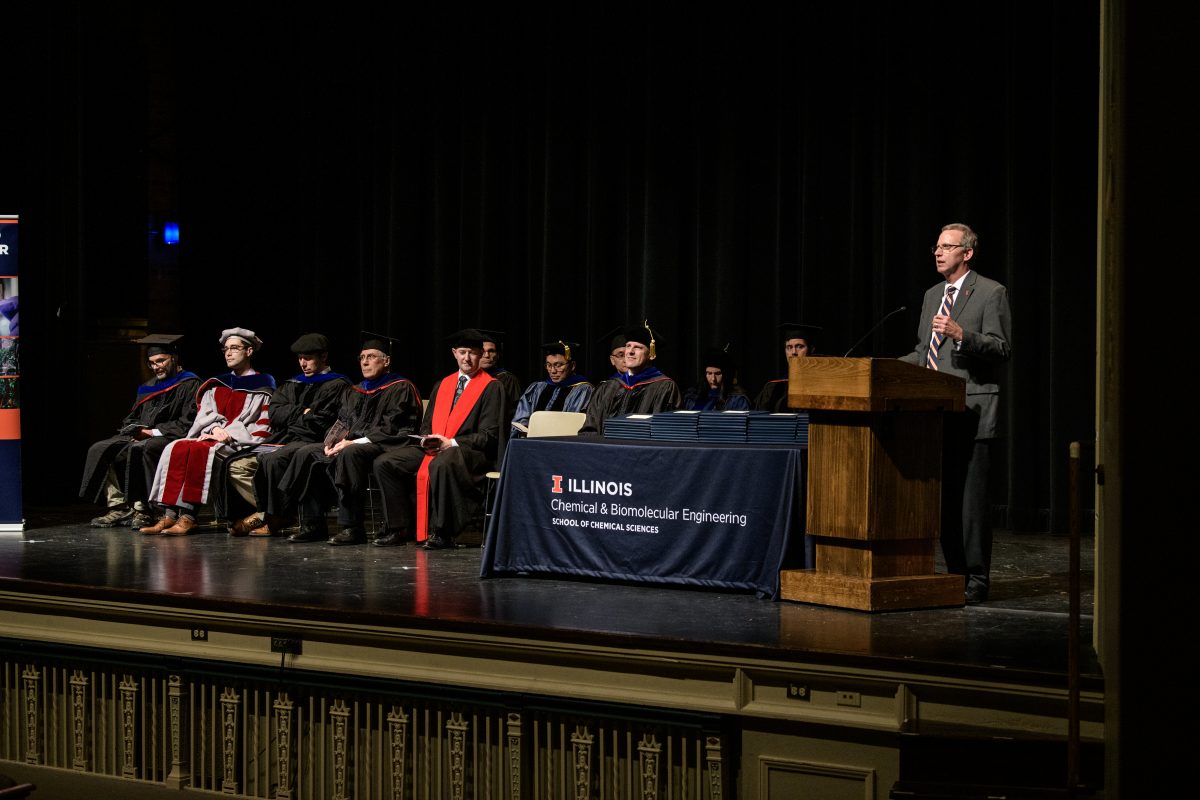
xmin=91 ymin=507 xmax=133 ymax=527
xmin=129 ymin=510 xmax=154 ymax=529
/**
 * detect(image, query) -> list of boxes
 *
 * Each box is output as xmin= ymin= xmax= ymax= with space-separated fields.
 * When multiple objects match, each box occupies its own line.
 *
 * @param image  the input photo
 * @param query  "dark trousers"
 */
xmin=941 ymin=414 xmax=994 ymax=593
xmin=275 ymin=442 xmax=333 ymax=523
xmin=254 ymin=444 xmax=306 ymax=517
xmin=331 ymin=443 xmax=385 ymax=529
xmin=270 ymin=441 xmax=387 ymax=530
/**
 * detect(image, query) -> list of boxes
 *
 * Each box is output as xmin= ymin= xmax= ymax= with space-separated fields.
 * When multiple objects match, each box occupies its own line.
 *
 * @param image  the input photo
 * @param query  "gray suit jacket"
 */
xmin=900 ymin=270 xmax=1012 ymax=439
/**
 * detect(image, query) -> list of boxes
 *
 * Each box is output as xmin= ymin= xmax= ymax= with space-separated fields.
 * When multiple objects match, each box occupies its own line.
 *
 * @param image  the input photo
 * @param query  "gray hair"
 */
xmin=941 ymin=223 xmax=978 ymax=251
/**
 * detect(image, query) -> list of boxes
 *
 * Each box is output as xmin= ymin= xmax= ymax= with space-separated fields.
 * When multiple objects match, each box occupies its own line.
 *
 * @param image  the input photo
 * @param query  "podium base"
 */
xmin=779 ymin=570 xmax=965 ymax=612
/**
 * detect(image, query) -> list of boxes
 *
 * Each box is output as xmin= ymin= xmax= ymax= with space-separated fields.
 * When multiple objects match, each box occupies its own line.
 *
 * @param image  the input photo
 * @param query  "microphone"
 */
xmin=843 ymin=306 xmax=907 ymax=357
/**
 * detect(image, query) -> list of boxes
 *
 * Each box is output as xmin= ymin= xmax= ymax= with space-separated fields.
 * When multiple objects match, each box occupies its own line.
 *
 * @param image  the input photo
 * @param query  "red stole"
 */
xmin=158 ymin=439 xmax=220 ymax=505
xmin=210 ymin=385 xmax=250 ymax=420
xmin=158 ymin=386 xmax=250 ymax=505
xmin=415 ymin=371 xmax=494 ymax=540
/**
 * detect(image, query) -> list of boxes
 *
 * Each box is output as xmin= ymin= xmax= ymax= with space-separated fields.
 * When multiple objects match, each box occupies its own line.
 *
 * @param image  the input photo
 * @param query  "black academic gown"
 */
xmin=263 ymin=373 xmax=352 ymax=445
xmin=752 ymin=379 xmax=791 ymax=412
xmin=486 ymin=367 xmax=522 ymax=463
xmin=79 ymin=371 xmax=201 ymax=505
xmin=247 ymin=372 xmax=352 ymax=518
xmin=580 ymin=368 xmax=681 ymax=434
xmin=271 ymin=376 xmax=423 ymax=526
xmin=487 ymin=368 xmax=523 ymax=407
xmin=373 ymin=374 xmax=503 ymax=537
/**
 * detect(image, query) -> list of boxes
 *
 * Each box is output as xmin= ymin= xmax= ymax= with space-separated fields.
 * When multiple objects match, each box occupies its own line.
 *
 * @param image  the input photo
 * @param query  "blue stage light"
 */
xmin=164 ymin=222 xmax=180 ymax=245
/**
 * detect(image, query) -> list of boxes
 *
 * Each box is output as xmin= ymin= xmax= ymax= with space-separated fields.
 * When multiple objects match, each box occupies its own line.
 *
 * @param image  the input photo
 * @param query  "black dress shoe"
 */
xmin=288 ymin=525 xmax=328 ymax=543
xmin=328 ymin=528 xmax=366 ymax=546
xmin=372 ymin=530 xmax=410 ymax=547
xmin=965 ymin=584 xmax=989 ymax=605
xmin=422 ymin=532 xmax=457 ymax=550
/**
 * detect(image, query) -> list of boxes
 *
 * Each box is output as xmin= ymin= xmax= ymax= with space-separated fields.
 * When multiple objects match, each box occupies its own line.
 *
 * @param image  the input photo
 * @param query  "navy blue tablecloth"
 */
xmin=480 ymin=436 xmax=805 ymax=598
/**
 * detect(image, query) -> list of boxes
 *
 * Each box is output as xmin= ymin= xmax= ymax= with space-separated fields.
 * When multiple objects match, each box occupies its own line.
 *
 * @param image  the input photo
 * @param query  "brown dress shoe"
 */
xmin=140 ymin=516 xmax=175 ymax=535
xmin=163 ymin=517 xmax=197 ymax=536
xmin=249 ymin=513 xmax=291 ymax=537
xmin=229 ymin=513 xmax=263 ymax=537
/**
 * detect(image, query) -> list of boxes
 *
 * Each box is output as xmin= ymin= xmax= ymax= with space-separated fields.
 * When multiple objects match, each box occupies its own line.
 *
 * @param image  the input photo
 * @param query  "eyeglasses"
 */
xmin=931 ymin=243 xmax=967 ymax=254
xmin=545 ymin=361 xmax=570 ymax=371
xmin=148 ymin=357 xmax=173 ymax=368
xmin=359 ymin=354 xmax=386 ymax=362
xmin=221 ymin=345 xmax=247 ymax=353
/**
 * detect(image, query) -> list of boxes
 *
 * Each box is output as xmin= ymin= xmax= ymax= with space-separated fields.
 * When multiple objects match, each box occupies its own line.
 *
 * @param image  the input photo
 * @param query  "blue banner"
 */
xmin=481 ymin=436 xmax=804 ymax=598
xmin=0 ymin=215 xmax=20 ymax=529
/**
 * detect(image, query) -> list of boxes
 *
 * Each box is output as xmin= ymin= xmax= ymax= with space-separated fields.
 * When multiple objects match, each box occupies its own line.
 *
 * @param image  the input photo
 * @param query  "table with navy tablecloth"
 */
xmin=479 ymin=436 xmax=806 ymax=598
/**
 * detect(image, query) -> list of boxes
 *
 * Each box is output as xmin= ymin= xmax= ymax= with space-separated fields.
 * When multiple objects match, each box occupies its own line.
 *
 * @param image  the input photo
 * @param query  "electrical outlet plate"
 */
xmin=836 ymin=690 xmax=861 ymax=707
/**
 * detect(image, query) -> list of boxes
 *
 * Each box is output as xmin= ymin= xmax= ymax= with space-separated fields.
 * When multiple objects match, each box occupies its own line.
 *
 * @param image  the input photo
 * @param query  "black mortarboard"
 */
xmin=779 ymin=323 xmax=822 ymax=344
xmin=360 ymin=330 xmax=397 ymax=355
xmin=623 ymin=320 xmax=660 ymax=358
xmin=477 ymin=328 xmax=506 ymax=348
xmin=700 ymin=344 xmax=736 ymax=372
xmin=598 ymin=325 xmax=628 ymax=353
xmin=541 ymin=340 xmax=580 ymax=361
xmin=137 ymin=333 xmax=183 ymax=357
xmin=290 ymin=332 xmax=331 ymax=354
xmin=446 ymin=328 xmax=487 ymax=348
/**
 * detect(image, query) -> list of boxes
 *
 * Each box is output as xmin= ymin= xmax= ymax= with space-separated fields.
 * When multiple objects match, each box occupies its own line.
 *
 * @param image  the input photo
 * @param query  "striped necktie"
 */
xmin=452 ymin=374 xmax=467 ymax=407
xmin=927 ymin=286 xmax=957 ymax=370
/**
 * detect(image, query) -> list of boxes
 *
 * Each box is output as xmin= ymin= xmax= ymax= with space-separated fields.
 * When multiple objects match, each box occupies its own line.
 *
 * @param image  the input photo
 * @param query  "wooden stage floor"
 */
xmin=0 ymin=502 xmax=1098 ymax=687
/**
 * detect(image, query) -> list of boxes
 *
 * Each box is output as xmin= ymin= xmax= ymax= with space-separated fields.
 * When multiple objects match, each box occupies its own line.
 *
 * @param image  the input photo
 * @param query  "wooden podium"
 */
xmin=779 ymin=357 xmax=967 ymax=611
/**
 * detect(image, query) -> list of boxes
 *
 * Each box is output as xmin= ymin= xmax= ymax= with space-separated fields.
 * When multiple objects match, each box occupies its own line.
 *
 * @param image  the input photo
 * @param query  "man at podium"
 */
xmin=901 ymin=223 xmax=1012 ymax=604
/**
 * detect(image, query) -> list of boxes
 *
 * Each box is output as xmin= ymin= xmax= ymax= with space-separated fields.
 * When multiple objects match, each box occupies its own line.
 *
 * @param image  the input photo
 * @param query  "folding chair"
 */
xmin=483 ymin=411 xmax=587 ymax=538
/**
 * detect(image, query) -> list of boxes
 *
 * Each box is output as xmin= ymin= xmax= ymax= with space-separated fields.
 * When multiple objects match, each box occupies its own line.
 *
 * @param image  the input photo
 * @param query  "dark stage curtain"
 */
xmin=4 ymin=2 xmax=1097 ymax=532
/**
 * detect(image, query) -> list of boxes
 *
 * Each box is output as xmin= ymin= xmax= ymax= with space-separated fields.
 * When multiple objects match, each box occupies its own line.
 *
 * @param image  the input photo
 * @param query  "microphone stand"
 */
xmin=843 ymin=306 xmax=907 ymax=358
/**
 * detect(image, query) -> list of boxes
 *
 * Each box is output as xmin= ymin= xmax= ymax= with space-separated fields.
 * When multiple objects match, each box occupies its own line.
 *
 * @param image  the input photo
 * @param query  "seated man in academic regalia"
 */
xmin=372 ymin=328 xmax=504 ymax=550
xmin=225 ymin=332 xmax=351 ymax=536
xmin=80 ymin=334 xmax=200 ymax=529
xmin=598 ymin=326 xmax=628 ymax=379
xmin=682 ymin=346 xmax=751 ymax=412
xmin=510 ymin=339 xmax=594 ymax=436
xmin=480 ymin=330 xmax=523 ymax=410
xmin=581 ymin=322 xmax=681 ymax=434
xmin=140 ymin=327 xmax=276 ymax=536
xmin=752 ymin=323 xmax=822 ymax=412
xmin=272 ymin=334 xmax=424 ymax=546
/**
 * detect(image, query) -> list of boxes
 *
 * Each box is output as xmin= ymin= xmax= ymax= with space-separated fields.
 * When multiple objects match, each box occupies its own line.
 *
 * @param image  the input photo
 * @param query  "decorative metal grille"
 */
xmin=1 ymin=652 xmax=724 ymax=799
